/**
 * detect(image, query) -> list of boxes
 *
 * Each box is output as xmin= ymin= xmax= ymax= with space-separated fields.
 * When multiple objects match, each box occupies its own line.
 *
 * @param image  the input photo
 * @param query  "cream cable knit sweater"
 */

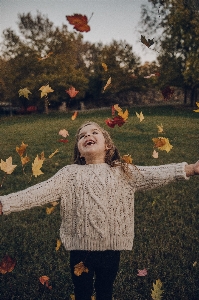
xmin=0 ymin=162 xmax=188 ymax=250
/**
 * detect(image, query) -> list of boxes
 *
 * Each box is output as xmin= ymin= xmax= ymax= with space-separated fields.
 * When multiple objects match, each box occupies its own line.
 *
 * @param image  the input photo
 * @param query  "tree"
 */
xmin=140 ymin=0 xmax=199 ymax=105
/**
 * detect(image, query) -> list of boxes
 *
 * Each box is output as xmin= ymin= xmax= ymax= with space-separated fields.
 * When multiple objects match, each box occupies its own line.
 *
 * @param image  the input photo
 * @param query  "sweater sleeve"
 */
xmin=0 ymin=166 xmax=69 ymax=215
xmin=129 ymin=162 xmax=189 ymax=192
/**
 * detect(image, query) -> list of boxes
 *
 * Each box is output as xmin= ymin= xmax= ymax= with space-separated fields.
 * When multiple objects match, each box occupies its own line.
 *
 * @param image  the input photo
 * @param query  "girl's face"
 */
xmin=77 ymin=124 xmax=109 ymax=164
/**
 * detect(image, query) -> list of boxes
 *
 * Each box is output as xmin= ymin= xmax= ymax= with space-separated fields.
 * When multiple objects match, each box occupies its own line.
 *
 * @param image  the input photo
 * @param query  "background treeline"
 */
xmin=0 ymin=0 xmax=199 ymax=113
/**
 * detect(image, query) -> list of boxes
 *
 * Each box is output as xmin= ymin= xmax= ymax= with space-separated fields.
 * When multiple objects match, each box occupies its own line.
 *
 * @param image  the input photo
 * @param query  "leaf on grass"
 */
xmin=21 ymin=155 xmax=30 ymax=166
xmin=105 ymin=116 xmax=125 ymax=128
xmin=102 ymin=62 xmax=108 ymax=71
xmin=46 ymin=206 xmax=55 ymax=215
xmin=66 ymin=86 xmax=79 ymax=98
xmin=137 ymin=268 xmax=147 ymax=276
xmin=193 ymin=102 xmax=199 ymax=112
xmin=103 ymin=77 xmax=111 ymax=92
xmin=66 ymin=14 xmax=91 ymax=32
xmin=151 ymin=279 xmax=163 ymax=300
xmin=157 ymin=124 xmax=164 ymax=133
xmin=0 ymin=255 xmax=16 ymax=274
xmin=55 ymin=239 xmax=61 ymax=251
xmin=136 ymin=111 xmax=144 ymax=122
xmin=18 ymin=88 xmax=32 ymax=99
xmin=152 ymin=137 xmax=173 ymax=153
xmin=32 ymin=155 xmax=44 ymax=177
xmin=39 ymin=84 xmax=54 ymax=98
xmin=58 ymin=139 xmax=69 ymax=143
xmin=16 ymin=142 xmax=28 ymax=157
xmin=152 ymin=150 xmax=159 ymax=158
xmin=74 ymin=261 xmax=89 ymax=276
xmin=161 ymin=86 xmax=174 ymax=101
xmin=0 ymin=157 xmax=17 ymax=174
xmin=141 ymin=35 xmax=154 ymax=48
xmin=72 ymin=111 xmax=78 ymax=120
xmin=49 ymin=149 xmax=59 ymax=159
xmin=122 ymin=154 xmax=133 ymax=164
xmin=39 ymin=275 xmax=52 ymax=289
xmin=59 ymin=129 xmax=69 ymax=138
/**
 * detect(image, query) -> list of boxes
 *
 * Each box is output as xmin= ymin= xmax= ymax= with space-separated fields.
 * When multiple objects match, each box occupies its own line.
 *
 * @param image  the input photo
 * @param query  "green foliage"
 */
xmin=0 ymin=106 xmax=199 ymax=299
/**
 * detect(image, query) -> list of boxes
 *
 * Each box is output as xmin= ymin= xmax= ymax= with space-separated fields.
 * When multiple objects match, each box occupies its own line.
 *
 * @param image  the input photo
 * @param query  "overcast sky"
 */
xmin=0 ymin=0 xmax=157 ymax=63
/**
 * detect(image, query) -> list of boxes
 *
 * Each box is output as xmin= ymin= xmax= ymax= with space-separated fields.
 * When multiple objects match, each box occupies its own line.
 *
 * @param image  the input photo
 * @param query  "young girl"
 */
xmin=0 ymin=121 xmax=199 ymax=300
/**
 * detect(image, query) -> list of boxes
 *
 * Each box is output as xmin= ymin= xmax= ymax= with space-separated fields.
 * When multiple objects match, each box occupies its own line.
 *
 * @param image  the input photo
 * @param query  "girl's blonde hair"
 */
xmin=73 ymin=121 xmax=126 ymax=169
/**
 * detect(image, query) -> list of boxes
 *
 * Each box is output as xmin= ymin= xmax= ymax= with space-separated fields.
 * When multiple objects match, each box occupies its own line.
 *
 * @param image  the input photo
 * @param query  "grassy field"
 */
xmin=0 ymin=105 xmax=199 ymax=300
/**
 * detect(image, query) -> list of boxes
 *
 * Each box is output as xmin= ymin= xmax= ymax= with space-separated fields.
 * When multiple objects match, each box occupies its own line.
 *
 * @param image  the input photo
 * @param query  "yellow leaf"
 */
xmin=151 ymin=279 xmax=164 ymax=300
xmin=114 ymin=104 xmax=128 ymax=121
xmin=152 ymin=150 xmax=159 ymax=158
xmin=122 ymin=154 xmax=133 ymax=164
xmin=46 ymin=206 xmax=55 ymax=214
xmin=193 ymin=102 xmax=199 ymax=112
xmin=102 ymin=62 xmax=108 ymax=71
xmin=49 ymin=149 xmax=59 ymax=159
xmin=157 ymin=124 xmax=164 ymax=133
xmin=72 ymin=111 xmax=78 ymax=120
xmin=152 ymin=137 xmax=173 ymax=153
xmin=103 ymin=77 xmax=111 ymax=91
xmin=59 ymin=129 xmax=69 ymax=138
xmin=32 ymin=155 xmax=44 ymax=177
xmin=193 ymin=261 xmax=197 ymax=267
xmin=0 ymin=157 xmax=17 ymax=174
xmin=21 ymin=155 xmax=30 ymax=166
xmin=74 ymin=261 xmax=89 ymax=276
xmin=39 ymin=84 xmax=54 ymax=98
xmin=113 ymin=104 xmax=123 ymax=113
xmin=70 ymin=295 xmax=75 ymax=300
xmin=18 ymin=87 xmax=32 ymax=99
xmin=16 ymin=142 xmax=28 ymax=157
xmin=55 ymin=239 xmax=61 ymax=251
xmin=136 ymin=111 xmax=144 ymax=122
xmin=51 ymin=201 xmax=59 ymax=207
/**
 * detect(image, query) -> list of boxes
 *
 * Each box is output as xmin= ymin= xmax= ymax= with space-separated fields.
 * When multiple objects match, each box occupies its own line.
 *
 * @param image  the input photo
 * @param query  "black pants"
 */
xmin=70 ymin=250 xmax=120 ymax=300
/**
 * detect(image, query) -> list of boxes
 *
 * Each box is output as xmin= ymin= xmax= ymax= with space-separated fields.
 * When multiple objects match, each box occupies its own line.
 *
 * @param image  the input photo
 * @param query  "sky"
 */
xmin=0 ymin=0 xmax=157 ymax=63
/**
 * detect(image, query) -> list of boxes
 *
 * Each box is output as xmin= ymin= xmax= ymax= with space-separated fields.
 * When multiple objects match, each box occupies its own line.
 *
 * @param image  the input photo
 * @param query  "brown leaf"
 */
xmin=0 ymin=255 xmax=16 ymax=274
xmin=74 ymin=261 xmax=89 ymax=276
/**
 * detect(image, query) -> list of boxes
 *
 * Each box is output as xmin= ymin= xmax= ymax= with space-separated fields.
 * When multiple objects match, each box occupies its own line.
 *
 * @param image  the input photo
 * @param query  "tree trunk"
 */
xmin=184 ymin=88 xmax=187 ymax=104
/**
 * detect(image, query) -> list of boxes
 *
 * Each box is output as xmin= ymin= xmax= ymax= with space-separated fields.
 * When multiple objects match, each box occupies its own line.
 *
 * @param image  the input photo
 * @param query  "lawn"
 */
xmin=0 ymin=105 xmax=199 ymax=300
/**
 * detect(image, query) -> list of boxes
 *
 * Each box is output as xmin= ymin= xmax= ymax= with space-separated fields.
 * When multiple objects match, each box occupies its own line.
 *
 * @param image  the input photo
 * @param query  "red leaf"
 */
xmin=0 ymin=255 xmax=16 ymax=274
xmin=105 ymin=116 xmax=125 ymax=128
xmin=66 ymin=14 xmax=90 ymax=32
xmin=58 ymin=139 xmax=69 ymax=143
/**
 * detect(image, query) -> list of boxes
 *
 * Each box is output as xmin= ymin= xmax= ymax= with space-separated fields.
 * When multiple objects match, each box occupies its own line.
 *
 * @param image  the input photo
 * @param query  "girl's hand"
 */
xmin=0 ymin=201 xmax=3 ymax=215
xmin=185 ymin=161 xmax=199 ymax=176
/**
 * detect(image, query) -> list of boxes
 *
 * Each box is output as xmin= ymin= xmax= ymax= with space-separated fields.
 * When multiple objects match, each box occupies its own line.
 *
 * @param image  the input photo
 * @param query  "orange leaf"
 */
xmin=66 ymin=14 xmax=90 ymax=32
xmin=66 ymin=86 xmax=79 ymax=98
xmin=72 ymin=111 xmax=78 ymax=120
xmin=39 ymin=275 xmax=52 ymax=289
xmin=74 ymin=261 xmax=89 ymax=276
xmin=0 ymin=255 xmax=16 ymax=274
xmin=122 ymin=154 xmax=133 ymax=164
xmin=16 ymin=142 xmax=28 ymax=157
xmin=21 ymin=155 xmax=30 ymax=166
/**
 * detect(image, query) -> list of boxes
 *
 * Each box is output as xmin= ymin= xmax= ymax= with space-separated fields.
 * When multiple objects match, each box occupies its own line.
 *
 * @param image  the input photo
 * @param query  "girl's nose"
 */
xmin=85 ymin=133 xmax=90 ymax=137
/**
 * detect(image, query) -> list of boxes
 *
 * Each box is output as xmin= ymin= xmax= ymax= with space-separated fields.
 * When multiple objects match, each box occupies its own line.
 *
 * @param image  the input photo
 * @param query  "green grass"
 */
xmin=0 ymin=105 xmax=199 ymax=299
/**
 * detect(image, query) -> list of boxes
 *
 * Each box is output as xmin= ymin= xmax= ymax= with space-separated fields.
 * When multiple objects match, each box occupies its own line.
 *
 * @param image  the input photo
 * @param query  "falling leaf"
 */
xmin=39 ymin=275 xmax=52 ymax=289
xmin=114 ymin=104 xmax=128 ymax=121
xmin=137 ymin=268 xmax=147 ymax=276
xmin=0 ymin=255 xmax=16 ymax=274
xmin=102 ymin=62 xmax=108 ymax=71
xmin=161 ymin=86 xmax=174 ymax=101
xmin=74 ymin=261 xmax=89 ymax=276
xmin=72 ymin=111 xmax=78 ymax=120
xmin=193 ymin=261 xmax=197 ymax=267
xmin=16 ymin=142 xmax=28 ymax=157
xmin=21 ymin=155 xmax=30 ymax=166
xmin=66 ymin=14 xmax=91 ymax=32
xmin=136 ymin=111 xmax=144 ymax=122
xmin=105 ymin=116 xmax=126 ymax=128
xmin=37 ymin=52 xmax=53 ymax=61
xmin=18 ymin=88 xmax=32 ymax=99
xmin=55 ymin=239 xmax=61 ymax=251
xmin=0 ymin=157 xmax=17 ymax=174
xmin=193 ymin=102 xmax=199 ymax=112
xmin=141 ymin=35 xmax=154 ymax=48
xmin=151 ymin=279 xmax=164 ymax=300
xmin=103 ymin=77 xmax=111 ymax=92
xmin=152 ymin=150 xmax=159 ymax=158
xmin=66 ymin=86 xmax=79 ymax=98
xmin=39 ymin=84 xmax=54 ymax=98
xmin=152 ymin=137 xmax=173 ymax=153
xmin=59 ymin=129 xmax=69 ymax=138
xmin=46 ymin=206 xmax=55 ymax=214
xmin=157 ymin=124 xmax=164 ymax=133
xmin=49 ymin=149 xmax=59 ymax=159
xmin=122 ymin=154 xmax=133 ymax=164
xmin=32 ymin=155 xmax=44 ymax=177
